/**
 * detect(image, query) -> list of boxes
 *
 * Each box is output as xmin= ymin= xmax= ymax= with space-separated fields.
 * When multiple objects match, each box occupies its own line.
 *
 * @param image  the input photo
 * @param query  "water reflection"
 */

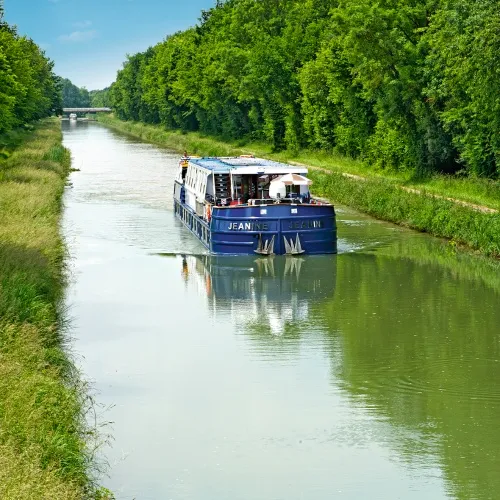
xmin=180 ymin=255 xmax=336 ymax=337
xmin=317 ymin=250 xmax=500 ymax=500
xmin=180 ymin=248 xmax=500 ymax=500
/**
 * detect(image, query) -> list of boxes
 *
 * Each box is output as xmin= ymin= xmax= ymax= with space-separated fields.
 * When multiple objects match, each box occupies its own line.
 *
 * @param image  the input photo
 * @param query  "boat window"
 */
xmin=197 ymin=169 xmax=203 ymax=192
xmin=195 ymin=170 xmax=201 ymax=192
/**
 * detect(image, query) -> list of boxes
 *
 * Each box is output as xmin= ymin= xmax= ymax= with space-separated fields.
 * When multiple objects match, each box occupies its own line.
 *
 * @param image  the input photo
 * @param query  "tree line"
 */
xmin=0 ymin=1 xmax=109 ymax=136
xmin=109 ymin=0 xmax=500 ymax=179
xmin=0 ymin=2 xmax=61 ymax=135
xmin=59 ymin=78 xmax=112 ymax=108
xmin=60 ymin=78 xmax=90 ymax=108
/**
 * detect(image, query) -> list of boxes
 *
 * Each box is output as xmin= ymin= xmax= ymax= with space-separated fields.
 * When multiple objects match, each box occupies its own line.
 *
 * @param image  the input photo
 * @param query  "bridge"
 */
xmin=63 ymin=107 xmax=112 ymax=113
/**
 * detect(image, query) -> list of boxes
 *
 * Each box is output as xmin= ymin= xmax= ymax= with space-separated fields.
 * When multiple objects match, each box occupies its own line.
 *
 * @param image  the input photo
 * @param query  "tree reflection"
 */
xmin=316 ymin=248 xmax=500 ymax=500
xmin=180 ymin=245 xmax=500 ymax=500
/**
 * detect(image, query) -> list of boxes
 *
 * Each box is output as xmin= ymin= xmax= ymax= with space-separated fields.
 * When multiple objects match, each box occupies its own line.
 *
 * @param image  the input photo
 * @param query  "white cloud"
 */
xmin=58 ymin=30 xmax=97 ymax=43
xmin=73 ymin=20 xmax=92 ymax=29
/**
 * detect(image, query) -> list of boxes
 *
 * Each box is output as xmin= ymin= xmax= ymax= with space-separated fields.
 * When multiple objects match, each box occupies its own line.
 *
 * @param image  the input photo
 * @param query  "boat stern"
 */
xmin=210 ymin=203 xmax=337 ymax=255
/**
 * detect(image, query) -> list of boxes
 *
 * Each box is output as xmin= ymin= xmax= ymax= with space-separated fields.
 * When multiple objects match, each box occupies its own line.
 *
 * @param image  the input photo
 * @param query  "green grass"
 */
xmin=0 ymin=125 xmax=36 ymax=160
xmin=98 ymin=115 xmax=499 ymax=257
xmin=98 ymin=115 xmax=500 ymax=211
xmin=404 ymin=175 xmax=500 ymax=211
xmin=309 ymin=170 xmax=500 ymax=258
xmin=0 ymin=119 xmax=111 ymax=499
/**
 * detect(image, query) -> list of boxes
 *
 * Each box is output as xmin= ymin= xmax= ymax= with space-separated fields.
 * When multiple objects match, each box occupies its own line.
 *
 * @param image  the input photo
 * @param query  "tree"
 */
xmin=425 ymin=0 xmax=500 ymax=177
xmin=60 ymin=78 xmax=90 ymax=108
xmin=108 ymin=0 xmax=499 ymax=179
xmin=0 ymin=8 xmax=60 ymax=134
xmin=89 ymin=87 xmax=111 ymax=108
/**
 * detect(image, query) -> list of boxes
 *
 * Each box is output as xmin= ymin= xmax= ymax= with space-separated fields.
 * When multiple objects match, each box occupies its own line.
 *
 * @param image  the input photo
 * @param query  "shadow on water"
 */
xmin=179 ymin=248 xmax=500 ymax=500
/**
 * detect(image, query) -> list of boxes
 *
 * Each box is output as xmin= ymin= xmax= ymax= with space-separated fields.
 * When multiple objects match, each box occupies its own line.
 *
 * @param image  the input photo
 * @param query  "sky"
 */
xmin=4 ymin=0 xmax=216 ymax=90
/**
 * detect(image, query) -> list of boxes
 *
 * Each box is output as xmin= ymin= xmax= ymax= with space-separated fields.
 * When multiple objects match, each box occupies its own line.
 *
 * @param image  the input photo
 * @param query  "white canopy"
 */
xmin=270 ymin=173 xmax=313 ymax=186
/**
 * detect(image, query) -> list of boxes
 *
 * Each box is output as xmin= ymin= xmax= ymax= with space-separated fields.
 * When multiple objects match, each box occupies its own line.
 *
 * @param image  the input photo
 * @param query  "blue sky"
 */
xmin=4 ymin=0 xmax=216 ymax=90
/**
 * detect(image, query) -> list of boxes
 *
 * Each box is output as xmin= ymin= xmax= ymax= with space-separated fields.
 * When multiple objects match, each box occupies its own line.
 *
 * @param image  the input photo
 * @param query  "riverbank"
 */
xmin=98 ymin=115 xmax=500 ymax=208
xmin=0 ymin=119 xmax=107 ymax=499
xmin=98 ymin=115 xmax=499 ymax=258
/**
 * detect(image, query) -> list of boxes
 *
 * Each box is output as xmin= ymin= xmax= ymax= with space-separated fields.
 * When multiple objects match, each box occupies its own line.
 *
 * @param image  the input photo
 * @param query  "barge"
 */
xmin=173 ymin=156 xmax=337 ymax=255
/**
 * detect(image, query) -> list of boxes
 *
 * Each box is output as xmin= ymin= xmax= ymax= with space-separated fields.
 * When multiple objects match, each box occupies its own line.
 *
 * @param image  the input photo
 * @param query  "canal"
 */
xmin=62 ymin=121 xmax=500 ymax=500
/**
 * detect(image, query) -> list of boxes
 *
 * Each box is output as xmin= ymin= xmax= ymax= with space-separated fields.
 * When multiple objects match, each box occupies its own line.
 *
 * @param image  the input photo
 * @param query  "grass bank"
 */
xmin=310 ymin=170 xmax=499 ymax=258
xmin=98 ymin=115 xmax=499 ymax=258
xmin=0 ymin=124 xmax=38 ymax=160
xmin=0 ymin=119 xmax=109 ymax=499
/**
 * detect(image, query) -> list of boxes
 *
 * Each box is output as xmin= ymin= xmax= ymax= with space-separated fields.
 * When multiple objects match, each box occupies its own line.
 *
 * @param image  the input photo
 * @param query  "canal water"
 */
xmin=62 ymin=121 xmax=500 ymax=500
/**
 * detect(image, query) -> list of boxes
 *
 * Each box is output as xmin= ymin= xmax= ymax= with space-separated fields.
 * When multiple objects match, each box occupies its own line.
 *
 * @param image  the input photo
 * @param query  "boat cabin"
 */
xmin=176 ymin=156 xmax=313 ymax=208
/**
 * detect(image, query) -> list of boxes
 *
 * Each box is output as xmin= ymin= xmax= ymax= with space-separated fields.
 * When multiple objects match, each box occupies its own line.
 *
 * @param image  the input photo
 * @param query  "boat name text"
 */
xmin=227 ymin=220 xmax=324 ymax=231
xmin=228 ymin=222 xmax=270 ymax=231
xmin=288 ymin=220 xmax=324 ymax=229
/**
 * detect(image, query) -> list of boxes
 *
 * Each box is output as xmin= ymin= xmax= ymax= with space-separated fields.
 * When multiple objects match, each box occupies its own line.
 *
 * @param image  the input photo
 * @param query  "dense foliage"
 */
xmin=110 ymin=0 xmax=500 ymax=179
xmin=0 ymin=3 xmax=60 ymax=135
xmin=89 ymin=87 xmax=112 ymax=108
xmin=60 ymin=77 xmax=90 ymax=108
xmin=60 ymin=79 xmax=111 ymax=108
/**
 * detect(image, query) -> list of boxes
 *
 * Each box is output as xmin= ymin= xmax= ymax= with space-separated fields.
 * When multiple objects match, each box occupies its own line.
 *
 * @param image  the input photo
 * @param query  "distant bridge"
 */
xmin=62 ymin=107 xmax=112 ymax=113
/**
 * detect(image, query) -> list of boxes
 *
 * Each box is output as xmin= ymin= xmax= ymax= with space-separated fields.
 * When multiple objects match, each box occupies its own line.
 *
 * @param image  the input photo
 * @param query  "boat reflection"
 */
xmin=180 ymin=254 xmax=336 ymax=336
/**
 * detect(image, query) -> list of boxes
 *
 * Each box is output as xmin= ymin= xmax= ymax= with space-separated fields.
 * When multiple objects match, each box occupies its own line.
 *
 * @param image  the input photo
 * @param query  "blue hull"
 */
xmin=174 ymin=199 xmax=337 ymax=255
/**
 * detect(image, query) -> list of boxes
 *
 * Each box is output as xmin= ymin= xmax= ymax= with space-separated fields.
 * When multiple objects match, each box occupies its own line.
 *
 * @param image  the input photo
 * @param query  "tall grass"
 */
xmin=98 ymin=115 xmax=499 ymax=258
xmin=0 ymin=119 xmax=111 ymax=499
xmin=0 ymin=125 xmax=35 ymax=160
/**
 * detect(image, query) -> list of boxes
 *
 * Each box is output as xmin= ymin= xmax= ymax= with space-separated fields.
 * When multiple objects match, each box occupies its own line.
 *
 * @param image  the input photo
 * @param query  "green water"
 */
xmin=62 ymin=121 xmax=500 ymax=500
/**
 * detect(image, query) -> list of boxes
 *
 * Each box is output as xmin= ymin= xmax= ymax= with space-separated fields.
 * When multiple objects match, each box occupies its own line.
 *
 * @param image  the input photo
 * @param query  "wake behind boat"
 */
xmin=173 ymin=155 xmax=337 ymax=255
